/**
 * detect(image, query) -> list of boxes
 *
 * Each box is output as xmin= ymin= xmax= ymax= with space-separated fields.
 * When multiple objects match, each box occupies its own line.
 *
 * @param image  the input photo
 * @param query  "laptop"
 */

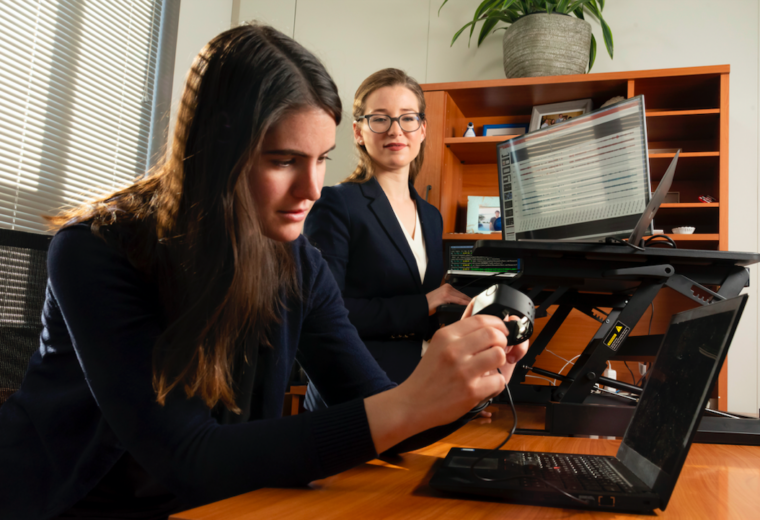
xmin=430 ymin=294 xmax=748 ymax=514
xmin=617 ymin=149 xmax=678 ymax=248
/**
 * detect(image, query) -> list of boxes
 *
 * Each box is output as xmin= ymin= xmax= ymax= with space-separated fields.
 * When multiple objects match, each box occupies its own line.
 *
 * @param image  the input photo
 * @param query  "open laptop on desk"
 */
xmin=445 ymin=241 xmax=519 ymax=279
xmin=497 ymin=95 xmax=678 ymax=248
xmin=430 ymin=294 xmax=748 ymax=514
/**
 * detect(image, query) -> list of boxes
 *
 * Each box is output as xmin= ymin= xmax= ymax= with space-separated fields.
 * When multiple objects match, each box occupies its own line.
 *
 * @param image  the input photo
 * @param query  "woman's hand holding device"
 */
xmin=365 ymin=311 xmax=509 ymax=452
xmin=365 ymin=291 xmax=529 ymax=453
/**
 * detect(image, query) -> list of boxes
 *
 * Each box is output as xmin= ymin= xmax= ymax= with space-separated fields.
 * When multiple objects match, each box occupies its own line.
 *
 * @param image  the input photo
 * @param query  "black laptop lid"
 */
xmin=617 ymin=295 xmax=747 ymax=509
xmin=626 ymin=150 xmax=679 ymax=248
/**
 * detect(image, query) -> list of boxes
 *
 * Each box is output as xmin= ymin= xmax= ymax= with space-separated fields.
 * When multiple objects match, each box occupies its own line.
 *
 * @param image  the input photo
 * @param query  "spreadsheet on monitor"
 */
xmin=497 ymin=96 xmax=651 ymax=241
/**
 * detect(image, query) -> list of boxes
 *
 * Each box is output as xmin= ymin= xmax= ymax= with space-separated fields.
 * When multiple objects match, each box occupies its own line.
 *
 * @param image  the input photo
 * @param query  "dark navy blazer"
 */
xmin=304 ymin=177 xmax=444 ymax=383
xmin=0 ymin=227 xmax=391 ymax=519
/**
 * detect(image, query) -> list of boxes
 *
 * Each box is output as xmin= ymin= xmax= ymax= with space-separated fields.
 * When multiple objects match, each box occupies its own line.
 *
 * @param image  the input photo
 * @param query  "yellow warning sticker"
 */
xmin=603 ymin=321 xmax=630 ymax=351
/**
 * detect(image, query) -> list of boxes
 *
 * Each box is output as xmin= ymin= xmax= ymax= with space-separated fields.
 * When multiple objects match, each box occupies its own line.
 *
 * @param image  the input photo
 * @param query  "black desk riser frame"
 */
xmin=472 ymin=239 xmax=760 ymax=445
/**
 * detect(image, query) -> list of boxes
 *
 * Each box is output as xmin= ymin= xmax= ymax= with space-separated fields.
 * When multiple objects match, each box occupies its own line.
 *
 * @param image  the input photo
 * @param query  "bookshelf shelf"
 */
xmin=417 ymin=65 xmax=731 ymax=409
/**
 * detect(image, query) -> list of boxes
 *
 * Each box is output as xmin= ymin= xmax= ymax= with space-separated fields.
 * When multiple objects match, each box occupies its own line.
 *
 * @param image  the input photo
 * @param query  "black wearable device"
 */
xmin=471 ymin=284 xmax=535 ymax=346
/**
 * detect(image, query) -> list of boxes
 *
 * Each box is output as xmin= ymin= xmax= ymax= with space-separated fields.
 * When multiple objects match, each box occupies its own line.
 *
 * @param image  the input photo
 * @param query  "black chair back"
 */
xmin=0 ymin=228 xmax=51 ymax=406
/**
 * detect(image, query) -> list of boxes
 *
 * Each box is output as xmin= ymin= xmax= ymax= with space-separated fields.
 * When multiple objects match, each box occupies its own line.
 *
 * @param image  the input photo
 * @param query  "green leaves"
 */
xmin=439 ymin=0 xmax=614 ymax=68
xmin=445 ymin=0 xmax=521 ymax=47
xmin=585 ymin=0 xmax=613 ymax=58
xmin=478 ymin=15 xmax=501 ymax=46
xmin=469 ymin=0 xmax=504 ymax=45
xmin=556 ymin=0 xmax=571 ymax=13
xmin=438 ymin=0 xmax=451 ymax=16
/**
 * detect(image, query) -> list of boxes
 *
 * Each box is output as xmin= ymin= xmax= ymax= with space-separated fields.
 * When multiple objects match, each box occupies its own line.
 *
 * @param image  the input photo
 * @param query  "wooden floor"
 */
xmin=171 ymin=404 xmax=760 ymax=520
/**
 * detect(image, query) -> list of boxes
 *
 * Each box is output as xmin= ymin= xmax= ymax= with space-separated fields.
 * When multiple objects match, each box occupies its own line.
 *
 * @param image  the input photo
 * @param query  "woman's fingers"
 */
xmin=449 ymin=293 xmax=473 ymax=306
xmin=507 ymin=339 xmax=529 ymax=364
xmin=466 ymin=344 xmax=508 ymax=379
xmin=446 ymin=286 xmax=472 ymax=306
xmin=476 ymin=370 xmax=507 ymax=399
xmin=460 ymin=297 xmax=476 ymax=319
xmin=428 ymin=284 xmax=471 ymax=313
xmin=442 ymin=313 xmax=508 ymax=343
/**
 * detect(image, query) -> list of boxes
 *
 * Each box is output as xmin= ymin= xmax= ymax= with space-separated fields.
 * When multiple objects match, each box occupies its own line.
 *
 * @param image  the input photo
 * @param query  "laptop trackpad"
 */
xmin=448 ymin=456 xmax=499 ymax=470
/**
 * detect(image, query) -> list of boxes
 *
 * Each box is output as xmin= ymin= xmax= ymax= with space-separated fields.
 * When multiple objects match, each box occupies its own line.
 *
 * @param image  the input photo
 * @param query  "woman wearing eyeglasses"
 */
xmin=304 ymin=69 xmax=471 ymax=400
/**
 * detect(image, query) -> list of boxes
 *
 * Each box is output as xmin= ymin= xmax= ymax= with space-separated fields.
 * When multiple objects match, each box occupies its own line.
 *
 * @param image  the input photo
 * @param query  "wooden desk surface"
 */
xmin=171 ymin=405 xmax=760 ymax=520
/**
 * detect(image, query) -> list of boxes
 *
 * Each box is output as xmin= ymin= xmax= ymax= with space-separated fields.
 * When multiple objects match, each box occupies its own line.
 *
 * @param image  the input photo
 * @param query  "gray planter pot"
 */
xmin=502 ymin=13 xmax=592 ymax=78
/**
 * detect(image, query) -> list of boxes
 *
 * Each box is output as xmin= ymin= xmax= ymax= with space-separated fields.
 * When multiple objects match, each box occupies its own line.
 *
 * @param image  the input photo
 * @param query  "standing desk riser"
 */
xmin=473 ymin=240 xmax=760 ymax=444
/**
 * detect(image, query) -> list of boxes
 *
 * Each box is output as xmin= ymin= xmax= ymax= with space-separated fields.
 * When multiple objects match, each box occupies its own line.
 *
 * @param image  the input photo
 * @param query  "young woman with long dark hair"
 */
xmin=0 ymin=25 xmax=527 ymax=520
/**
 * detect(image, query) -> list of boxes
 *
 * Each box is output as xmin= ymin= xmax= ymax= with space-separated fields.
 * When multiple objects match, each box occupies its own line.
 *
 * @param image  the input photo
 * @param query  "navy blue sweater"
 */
xmin=0 ymin=226 xmax=396 ymax=519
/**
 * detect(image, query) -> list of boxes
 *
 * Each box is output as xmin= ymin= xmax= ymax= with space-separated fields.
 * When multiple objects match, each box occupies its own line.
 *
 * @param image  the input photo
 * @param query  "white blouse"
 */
xmin=393 ymin=203 xmax=430 ymax=356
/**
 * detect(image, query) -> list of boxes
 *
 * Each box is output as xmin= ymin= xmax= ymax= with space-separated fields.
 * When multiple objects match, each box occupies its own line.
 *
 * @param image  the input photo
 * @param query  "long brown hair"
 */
xmin=343 ymin=68 xmax=427 ymax=184
xmin=48 ymin=24 xmax=342 ymax=413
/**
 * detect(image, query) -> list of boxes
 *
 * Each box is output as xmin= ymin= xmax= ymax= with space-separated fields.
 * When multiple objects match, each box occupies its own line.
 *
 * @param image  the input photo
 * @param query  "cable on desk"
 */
xmin=604 ymin=236 xmax=645 ymax=252
xmin=554 ymin=355 xmax=581 ymax=385
xmin=525 ymin=375 xmax=555 ymax=386
xmin=468 ymin=370 xmax=593 ymax=506
xmin=594 ymin=384 xmax=639 ymax=403
xmin=644 ymin=235 xmax=678 ymax=249
xmin=623 ymin=361 xmax=638 ymax=386
xmin=544 ymin=348 xmax=572 ymax=365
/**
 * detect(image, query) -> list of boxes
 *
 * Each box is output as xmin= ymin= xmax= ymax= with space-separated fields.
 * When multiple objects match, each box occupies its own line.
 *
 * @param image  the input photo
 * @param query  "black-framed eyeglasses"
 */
xmin=356 ymin=112 xmax=425 ymax=133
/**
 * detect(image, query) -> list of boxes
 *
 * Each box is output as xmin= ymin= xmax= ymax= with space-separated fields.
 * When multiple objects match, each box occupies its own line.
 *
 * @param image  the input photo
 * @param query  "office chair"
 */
xmin=0 ymin=228 xmax=51 ymax=407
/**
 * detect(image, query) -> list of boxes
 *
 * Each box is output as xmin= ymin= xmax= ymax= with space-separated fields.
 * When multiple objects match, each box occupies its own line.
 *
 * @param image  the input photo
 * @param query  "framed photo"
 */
xmin=466 ymin=196 xmax=501 ymax=234
xmin=529 ymin=98 xmax=593 ymax=132
xmin=482 ymin=123 xmax=529 ymax=137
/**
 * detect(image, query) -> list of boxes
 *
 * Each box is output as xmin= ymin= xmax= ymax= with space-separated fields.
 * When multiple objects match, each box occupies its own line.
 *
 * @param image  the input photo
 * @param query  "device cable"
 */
xmin=525 ymin=374 xmax=556 ymax=386
xmin=468 ymin=370 xmax=593 ymax=506
xmin=623 ymin=361 xmax=638 ymax=387
xmin=644 ymin=234 xmax=678 ymax=248
xmin=604 ymin=236 xmax=645 ymax=252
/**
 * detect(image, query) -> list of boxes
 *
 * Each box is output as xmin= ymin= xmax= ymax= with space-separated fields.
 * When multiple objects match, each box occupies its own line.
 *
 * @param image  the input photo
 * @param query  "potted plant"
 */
xmin=439 ymin=0 xmax=614 ymax=77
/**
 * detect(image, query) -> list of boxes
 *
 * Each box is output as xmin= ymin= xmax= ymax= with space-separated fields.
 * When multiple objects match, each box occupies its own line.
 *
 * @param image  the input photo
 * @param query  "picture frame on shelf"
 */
xmin=529 ymin=98 xmax=593 ymax=131
xmin=466 ymin=196 xmax=501 ymax=234
xmin=482 ymin=123 xmax=529 ymax=137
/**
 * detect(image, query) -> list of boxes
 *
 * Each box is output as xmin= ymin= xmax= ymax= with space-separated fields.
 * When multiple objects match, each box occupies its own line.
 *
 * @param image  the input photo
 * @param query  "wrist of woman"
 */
xmin=364 ymin=385 xmax=426 ymax=454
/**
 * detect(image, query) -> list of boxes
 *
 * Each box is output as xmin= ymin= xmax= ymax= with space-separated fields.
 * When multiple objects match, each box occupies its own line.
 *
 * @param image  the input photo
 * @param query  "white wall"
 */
xmin=182 ymin=0 xmax=760 ymax=413
xmin=168 ymin=0 xmax=234 ymax=140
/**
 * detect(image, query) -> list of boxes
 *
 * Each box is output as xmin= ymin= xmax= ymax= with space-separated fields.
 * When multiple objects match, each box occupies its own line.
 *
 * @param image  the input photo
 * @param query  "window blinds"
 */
xmin=0 ymin=0 xmax=174 ymax=234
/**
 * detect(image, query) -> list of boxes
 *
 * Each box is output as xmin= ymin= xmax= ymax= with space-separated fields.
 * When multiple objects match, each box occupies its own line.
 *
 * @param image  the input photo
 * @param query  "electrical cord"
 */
xmin=594 ymin=384 xmax=639 ymax=403
xmin=544 ymin=349 xmax=572 ymax=364
xmin=623 ymin=361 xmax=638 ymax=386
xmin=604 ymin=236 xmax=645 ymax=252
xmin=644 ymin=234 xmax=678 ymax=248
xmin=525 ymin=375 xmax=556 ymax=386
xmin=554 ymin=354 xmax=581 ymax=385
xmin=468 ymin=370 xmax=593 ymax=506
xmin=604 ymin=234 xmax=679 ymax=252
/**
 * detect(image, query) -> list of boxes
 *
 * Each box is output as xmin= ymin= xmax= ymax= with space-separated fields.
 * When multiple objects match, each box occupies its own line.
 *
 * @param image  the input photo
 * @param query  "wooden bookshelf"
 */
xmin=417 ymin=65 xmax=731 ymax=409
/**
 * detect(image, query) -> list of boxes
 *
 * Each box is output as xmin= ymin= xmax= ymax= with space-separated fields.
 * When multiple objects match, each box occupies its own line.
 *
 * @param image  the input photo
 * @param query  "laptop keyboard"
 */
xmin=516 ymin=453 xmax=634 ymax=493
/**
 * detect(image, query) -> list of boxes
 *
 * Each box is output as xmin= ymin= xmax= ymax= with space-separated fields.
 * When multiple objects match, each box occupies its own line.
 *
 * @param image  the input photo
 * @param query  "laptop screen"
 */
xmin=618 ymin=296 xmax=746 ymax=499
xmin=446 ymin=242 xmax=519 ymax=275
xmin=496 ymin=96 xmax=651 ymax=241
